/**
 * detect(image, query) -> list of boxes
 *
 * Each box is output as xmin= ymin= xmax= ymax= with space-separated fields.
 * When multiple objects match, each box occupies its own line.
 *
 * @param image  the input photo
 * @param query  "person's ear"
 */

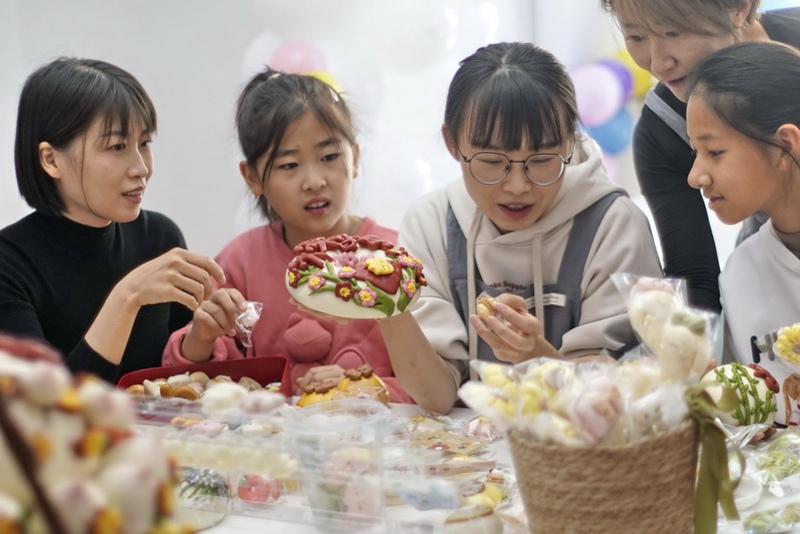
xmin=38 ymin=142 xmax=63 ymax=179
xmin=239 ymin=160 xmax=263 ymax=196
xmin=441 ymin=125 xmax=460 ymax=161
xmin=775 ymin=124 xmax=800 ymax=172
xmin=351 ymin=143 xmax=360 ymax=180
xmin=732 ymin=0 xmax=752 ymax=30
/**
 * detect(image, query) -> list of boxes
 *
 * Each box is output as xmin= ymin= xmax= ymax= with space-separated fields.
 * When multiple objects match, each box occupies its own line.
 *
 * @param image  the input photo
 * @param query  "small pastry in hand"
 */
xmin=476 ymin=296 xmax=497 ymax=320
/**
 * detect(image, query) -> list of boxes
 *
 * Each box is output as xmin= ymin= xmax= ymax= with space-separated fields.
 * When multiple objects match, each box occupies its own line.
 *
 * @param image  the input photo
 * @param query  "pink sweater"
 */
xmin=162 ymin=219 xmax=412 ymax=403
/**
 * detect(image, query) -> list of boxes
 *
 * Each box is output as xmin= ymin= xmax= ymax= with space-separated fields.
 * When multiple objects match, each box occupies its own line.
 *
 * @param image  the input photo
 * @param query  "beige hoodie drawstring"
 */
xmin=533 ymin=231 xmax=546 ymax=334
xmin=466 ymin=208 xmax=481 ymax=380
xmin=466 ymin=210 xmax=546 ymax=380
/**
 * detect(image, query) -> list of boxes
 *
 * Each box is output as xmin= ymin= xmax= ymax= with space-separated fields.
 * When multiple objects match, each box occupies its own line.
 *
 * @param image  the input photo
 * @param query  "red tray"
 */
xmin=117 ymin=354 xmax=291 ymax=398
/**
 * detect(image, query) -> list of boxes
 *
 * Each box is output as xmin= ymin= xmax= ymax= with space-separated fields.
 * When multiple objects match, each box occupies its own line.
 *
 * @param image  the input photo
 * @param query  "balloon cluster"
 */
xmin=571 ymin=49 xmax=654 ymax=178
xmin=266 ymin=40 xmax=341 ymax=92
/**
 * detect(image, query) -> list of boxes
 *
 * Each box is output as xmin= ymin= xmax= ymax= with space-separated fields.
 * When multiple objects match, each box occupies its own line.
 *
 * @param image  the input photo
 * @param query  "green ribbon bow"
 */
xmin=685 ymin=381 xmax=744 ymax=534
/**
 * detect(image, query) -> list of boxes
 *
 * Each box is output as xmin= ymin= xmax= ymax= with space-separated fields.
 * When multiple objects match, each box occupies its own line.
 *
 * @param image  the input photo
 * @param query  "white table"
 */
xmin=188 ymin=404 xmax=798 ymax=533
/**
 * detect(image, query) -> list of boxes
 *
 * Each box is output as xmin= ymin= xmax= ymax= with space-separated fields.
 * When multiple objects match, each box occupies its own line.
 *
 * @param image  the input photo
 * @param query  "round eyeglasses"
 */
xmin=456 ymin=141 xmax=575 ymax=186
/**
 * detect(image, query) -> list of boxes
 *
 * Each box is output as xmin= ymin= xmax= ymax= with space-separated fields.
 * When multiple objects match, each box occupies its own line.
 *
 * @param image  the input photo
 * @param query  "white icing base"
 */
xmin=287 ymin=246 xmax=421 ymax=320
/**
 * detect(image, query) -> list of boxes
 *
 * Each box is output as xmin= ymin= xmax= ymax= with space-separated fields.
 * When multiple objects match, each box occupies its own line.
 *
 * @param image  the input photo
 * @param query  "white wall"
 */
xmin=0 ymin=0 xmax=542 ymax=256
xmin=0 ymin=0 xmax=746 ymax=266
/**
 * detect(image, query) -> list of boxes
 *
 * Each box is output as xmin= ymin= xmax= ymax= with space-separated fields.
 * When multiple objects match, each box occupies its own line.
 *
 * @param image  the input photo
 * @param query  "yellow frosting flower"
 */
xmin=365 ymin=257 xmax=394 ymax=275
xmin=774 ymin=323 xmax=800 ymax=365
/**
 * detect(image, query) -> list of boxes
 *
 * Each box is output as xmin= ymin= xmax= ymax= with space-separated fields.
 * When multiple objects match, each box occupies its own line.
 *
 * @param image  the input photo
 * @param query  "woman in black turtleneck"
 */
xmin=0 ymin=57 xmax=224 ymax=383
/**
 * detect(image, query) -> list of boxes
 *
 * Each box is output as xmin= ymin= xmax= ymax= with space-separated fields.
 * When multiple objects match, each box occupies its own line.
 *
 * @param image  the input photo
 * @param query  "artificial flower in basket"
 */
xmin=459 ymin=274 xmax=743 ymax=534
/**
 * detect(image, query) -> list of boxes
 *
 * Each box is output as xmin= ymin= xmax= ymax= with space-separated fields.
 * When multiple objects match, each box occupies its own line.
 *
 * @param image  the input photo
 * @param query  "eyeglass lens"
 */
xmin=470 ymin=153 xmax=564 ymax=185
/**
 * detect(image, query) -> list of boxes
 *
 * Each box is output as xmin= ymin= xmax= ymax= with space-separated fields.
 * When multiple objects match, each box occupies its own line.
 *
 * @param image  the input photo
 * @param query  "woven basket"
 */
xmin=508 ymin=419 xmax=698 ymax=534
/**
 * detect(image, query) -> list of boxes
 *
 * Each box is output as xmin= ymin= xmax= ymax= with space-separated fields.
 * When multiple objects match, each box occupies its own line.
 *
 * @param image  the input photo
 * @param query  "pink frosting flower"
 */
xmin=334 ymin=252 xmax=359 ymax=268
xmin=308 ymin=275 xmax=326 ymax=291
xmin=402 ymin=279 xmax=418 ymax=298
xmin=356 ymin=288 xmax=377 ymax=307
xmin=398 ymin=255 xmax=420 ymax=269
xmin=337 ymin=266 xmax=356 ymax=279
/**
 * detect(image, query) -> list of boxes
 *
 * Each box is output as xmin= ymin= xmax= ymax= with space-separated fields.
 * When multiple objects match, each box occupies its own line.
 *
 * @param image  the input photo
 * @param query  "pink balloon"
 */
xmin=269 ymin=40 xmax=326 ymax=74
xmin=571 ymin=63 xmax=625 ymax=128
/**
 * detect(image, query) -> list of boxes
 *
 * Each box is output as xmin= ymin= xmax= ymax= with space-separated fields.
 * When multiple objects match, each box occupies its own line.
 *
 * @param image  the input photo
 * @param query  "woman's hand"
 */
xmin=116 ymin=248 xmax=226 ymax=311
xmin=468 ymin=294 xmax=560 ymax=364
xmin=297 ymin=364 xmax=345 ymax=392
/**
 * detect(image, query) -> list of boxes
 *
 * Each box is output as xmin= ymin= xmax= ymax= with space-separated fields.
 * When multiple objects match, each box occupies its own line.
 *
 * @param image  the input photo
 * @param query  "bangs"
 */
xmin=310 ymin=99 xmax=356 ymax=147
xmin=97 ymin=78 xmax=157 ymax=137
xmin=613 ymin=0 xmax=729 ymax=35
xmin=464 ymin=72 xmax=567 ymax=151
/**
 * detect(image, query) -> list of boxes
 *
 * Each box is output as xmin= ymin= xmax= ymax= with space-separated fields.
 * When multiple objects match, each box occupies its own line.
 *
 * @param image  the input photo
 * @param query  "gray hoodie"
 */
xmin=399 ymin=134 xmax=663 ymax=388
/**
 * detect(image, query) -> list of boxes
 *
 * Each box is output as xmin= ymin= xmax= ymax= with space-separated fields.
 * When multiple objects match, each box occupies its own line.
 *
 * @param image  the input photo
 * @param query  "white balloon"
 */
xmin=251 ymin=0 xmax=357 ymax=40
xmin=326 ymin=50 xmax=386 ymax=129
xmin=355 ymin=1 xmax=459 ymax=73
xmin=241 ymin=31 xmax=283 ymax=81
xmin=353 ymin=131 xmax=455 ymax=229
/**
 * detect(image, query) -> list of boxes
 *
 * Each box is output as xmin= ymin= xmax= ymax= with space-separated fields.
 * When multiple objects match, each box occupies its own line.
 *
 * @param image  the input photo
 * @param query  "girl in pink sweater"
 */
xmin=162 ymin=69 xmax=410 ymax=402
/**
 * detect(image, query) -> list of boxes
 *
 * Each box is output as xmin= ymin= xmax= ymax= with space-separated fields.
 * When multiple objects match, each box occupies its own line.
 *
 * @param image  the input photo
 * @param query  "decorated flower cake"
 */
xmin=702 ymin=362 xmax=779 ymax=426
xmin=286 ymin=234 xmax=426 ymax=319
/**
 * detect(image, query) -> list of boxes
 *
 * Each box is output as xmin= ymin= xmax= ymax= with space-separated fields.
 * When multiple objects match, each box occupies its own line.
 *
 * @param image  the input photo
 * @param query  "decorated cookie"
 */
xmin=297 ymin=378 xmax=339 ymax=407
xmin=286 ymin=234 xmax=426 ymax=319
xmin=703 ymin=363 xmax=779 ymax=426
xmin=336 ymin=364 xmax=390 ymax=405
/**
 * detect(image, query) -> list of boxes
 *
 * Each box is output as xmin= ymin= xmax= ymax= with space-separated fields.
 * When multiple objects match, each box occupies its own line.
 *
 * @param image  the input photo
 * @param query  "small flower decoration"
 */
xmin=399 ymin=255 xmax=421 ymax=269
xmin=338 ymin=266 xmax=356 ymax=279
xmin=335 ymin=282 xmax=355 ymax=302
xmin=287 ymin=270 xmax=300 ymax=288
xmin=365 ymin=257 xmax=394 ymax=276
xmin=334 ymin=251 xmax=359 ymax=268
xmin=402 ymin=279 xmax=418 ymax=299
xmin=356 ymin=287 xmax=378 ymax=307
xmin=308 ymin=274 xmax=326 ymax=291
xmin=774 ymin=323 xmax=800 ymax=366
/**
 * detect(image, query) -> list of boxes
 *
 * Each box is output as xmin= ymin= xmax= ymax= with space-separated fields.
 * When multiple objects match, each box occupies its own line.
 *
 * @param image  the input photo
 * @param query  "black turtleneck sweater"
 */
xmin=0 ymin=210 xmax=193 ymax=383
xmin=632 ymin=7 xmax=800 ymax=313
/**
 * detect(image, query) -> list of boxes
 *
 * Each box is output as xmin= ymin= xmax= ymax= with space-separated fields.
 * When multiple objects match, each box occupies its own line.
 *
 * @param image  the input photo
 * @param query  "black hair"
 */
xmin=14 ymin=57 xmax=157 ymax=215
xmin=235 ymin=68 xmax=357 ymax=222
xmin=686 ymin=41 xmax=800 ymax=156
xmin=443 ymin=42 xmax=578 ymax=152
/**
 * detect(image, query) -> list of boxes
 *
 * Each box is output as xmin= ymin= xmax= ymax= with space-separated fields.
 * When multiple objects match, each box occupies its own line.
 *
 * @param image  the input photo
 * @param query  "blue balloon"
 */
xmin=586 ymin=107 xmax=634 ymax=155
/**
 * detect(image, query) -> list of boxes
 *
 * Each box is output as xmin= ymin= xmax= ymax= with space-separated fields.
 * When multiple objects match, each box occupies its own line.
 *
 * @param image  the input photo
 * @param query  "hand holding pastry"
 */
xmin=469 ymin=294 xmax=559 ymax=363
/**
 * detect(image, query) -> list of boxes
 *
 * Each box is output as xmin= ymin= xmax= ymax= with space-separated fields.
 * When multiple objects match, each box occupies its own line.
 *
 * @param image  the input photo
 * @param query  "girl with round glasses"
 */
xmin=376 ymin=42 xmax=662 ymax=413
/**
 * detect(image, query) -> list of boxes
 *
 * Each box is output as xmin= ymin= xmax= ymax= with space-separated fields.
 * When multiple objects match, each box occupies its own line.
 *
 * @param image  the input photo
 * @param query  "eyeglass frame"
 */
xmin=454 ymin=139 xmax=575 ymax=186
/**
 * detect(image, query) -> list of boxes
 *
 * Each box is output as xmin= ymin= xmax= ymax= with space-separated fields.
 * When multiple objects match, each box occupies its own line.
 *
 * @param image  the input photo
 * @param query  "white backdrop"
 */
xmin=0 ymin=1 xmax=756 ymax=266
xmin=0 ymin=0 xmax=635 ymax=258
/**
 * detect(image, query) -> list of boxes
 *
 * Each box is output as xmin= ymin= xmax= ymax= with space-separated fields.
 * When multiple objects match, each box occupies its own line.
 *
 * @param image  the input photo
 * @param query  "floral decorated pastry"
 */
xmin=702 ymin=362 xmax=779 ymax=426
xmin=286 ymin=234 xmax=426 ymax=319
